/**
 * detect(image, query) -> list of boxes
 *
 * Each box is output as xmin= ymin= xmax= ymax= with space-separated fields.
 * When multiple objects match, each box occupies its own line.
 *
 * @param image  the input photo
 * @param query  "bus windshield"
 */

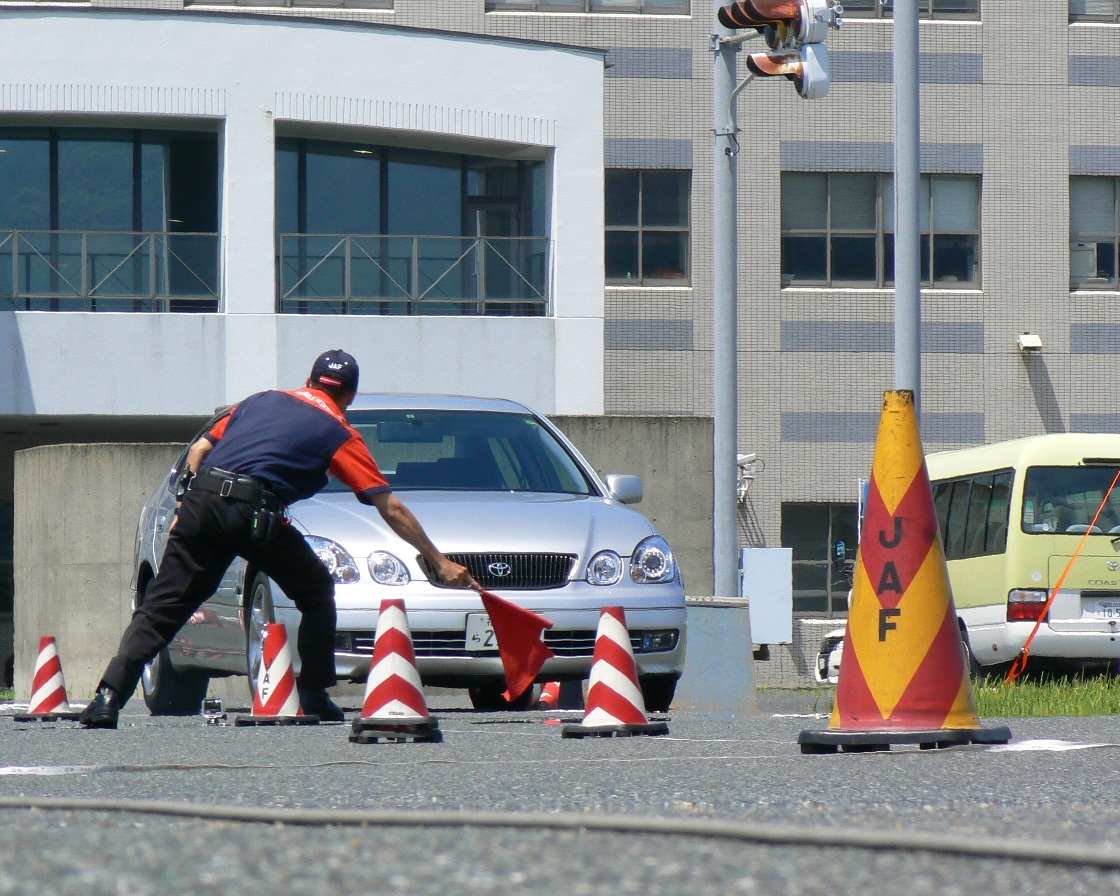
xmin=1022 ymin=465 xmax=1120 ymax=534
xmin=322 ymin=408 xmax=595 ymax=495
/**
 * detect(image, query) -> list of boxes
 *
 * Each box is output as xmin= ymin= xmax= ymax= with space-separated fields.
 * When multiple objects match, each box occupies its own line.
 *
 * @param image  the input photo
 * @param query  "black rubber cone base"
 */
xmin=349 ymin=717 xmax=442 ymax=744
xmin=12 ymin=711 xmax=81 ymax=722
xmin=233 ymin=714 xmax=320 ymax=726
xmin=798 ymin=725 xmax=1012 ymax=754
xmin=561 ymin=720 xmax=669 ymax=739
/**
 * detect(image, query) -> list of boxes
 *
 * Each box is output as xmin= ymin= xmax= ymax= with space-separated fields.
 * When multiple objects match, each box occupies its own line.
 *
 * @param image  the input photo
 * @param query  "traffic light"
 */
xmin=717 ymin=0 xmax=841 ymax=99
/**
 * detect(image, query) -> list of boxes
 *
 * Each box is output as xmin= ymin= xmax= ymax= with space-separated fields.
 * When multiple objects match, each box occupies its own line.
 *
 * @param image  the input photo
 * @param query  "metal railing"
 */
xmin=0 ymin=230 xmax=221 ymax=312
xmin=277 ymin=234 xmax=551 ymax=316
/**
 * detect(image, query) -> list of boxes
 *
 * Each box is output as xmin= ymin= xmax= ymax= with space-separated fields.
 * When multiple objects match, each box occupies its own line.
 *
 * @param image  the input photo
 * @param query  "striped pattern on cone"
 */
xmin=537 ymin=681 xmax=561 ymax=710
xmin=360 ymin=599 xmax=432 ymax=722
xmin=28 ymin=637 xmax=72 ymax=715
xmin=830 ymin=390 xmax=982 ymax=732
xmin=580 ymin=607 xmax=649 ymax=727
xmin=252 ymin=623 xmax=302 ymax=717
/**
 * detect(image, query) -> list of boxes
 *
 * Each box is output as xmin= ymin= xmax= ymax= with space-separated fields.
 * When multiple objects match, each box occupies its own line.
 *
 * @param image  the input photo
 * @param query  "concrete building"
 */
xmin=3 ymin=0 xmax=1119 ymax=663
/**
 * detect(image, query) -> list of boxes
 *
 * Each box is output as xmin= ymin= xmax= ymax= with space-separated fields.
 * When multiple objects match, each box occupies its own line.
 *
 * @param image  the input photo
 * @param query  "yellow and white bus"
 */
xmin=927 ymin=433 xmax=1120 ymax=675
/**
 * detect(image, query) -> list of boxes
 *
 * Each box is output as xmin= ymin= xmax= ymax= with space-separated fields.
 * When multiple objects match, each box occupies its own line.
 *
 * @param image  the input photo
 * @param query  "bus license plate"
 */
xmin=1091 ymin=600 xmax=1120 ymax=620
xmin=465 ymin=613 xmax=497 ymax=651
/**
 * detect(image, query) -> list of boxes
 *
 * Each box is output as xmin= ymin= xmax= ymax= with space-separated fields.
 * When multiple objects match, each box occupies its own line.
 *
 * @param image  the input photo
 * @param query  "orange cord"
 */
xmin=1005 ymin=468 xmax=1120 ymax=684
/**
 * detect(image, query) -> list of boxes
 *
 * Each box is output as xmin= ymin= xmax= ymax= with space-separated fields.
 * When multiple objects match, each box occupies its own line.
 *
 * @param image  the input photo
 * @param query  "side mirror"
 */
xmin=832 ymin=539 xmax=847 ymax=567
xmin=604 ymin=473 xmax=643 ymax=505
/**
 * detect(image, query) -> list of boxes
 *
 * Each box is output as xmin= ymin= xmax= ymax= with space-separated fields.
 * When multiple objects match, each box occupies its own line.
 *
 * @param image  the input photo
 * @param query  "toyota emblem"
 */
xmin=1108 ymin=561 xmax=1120 ymax=572
xmin=488 ymin=562 xmax=513 ymax=577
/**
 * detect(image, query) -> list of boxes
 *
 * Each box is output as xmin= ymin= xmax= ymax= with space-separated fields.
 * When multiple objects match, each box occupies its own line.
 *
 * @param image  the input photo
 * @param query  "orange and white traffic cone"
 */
xmin=537 ymin=681 xmax=561 ymax=710
xmin=234 ymin=623 xmax=319 ymax=726
xmin=561 ymin=607 xmax=668 ymax=738
xmin=799 ymin=391 xmax=1011 ymax=753
xmin=350 ymin=599 xmax=441 ymax=744
xmin=14 ymin=637 xmax=79 ymax=722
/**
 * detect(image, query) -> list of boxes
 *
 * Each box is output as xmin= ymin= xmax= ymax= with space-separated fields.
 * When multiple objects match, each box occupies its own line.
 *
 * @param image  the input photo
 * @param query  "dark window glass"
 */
xmin=605 ymin=170 xmax=639 ymax=227
xmin=783 ymin=502 xmax=858 ymax=617
xmin=782 ymin=235 xmax=828 ymax=283
xmin=0 ymin=132 xmax=50 ymax=229
xmin=605 ymin=169 xmax=690 ymax=284
xmin=57 ymin=132 xmax=133 ymax=231
xmin=306 ymin=146 xmax=379 ymax=234
xmin=831 ymin=235 xmax=877 ymax=281
xmin=387 ymin=149 xmax=461 ymax=236
xmin=605 ymin=231 xmax=640 ymax=280
xmin=642 ymin=171 xmax=688 ymax=227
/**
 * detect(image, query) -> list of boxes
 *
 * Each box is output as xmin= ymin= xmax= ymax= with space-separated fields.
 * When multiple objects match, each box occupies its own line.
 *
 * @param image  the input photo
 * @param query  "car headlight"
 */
xmin=586 ymin=550 xmax=624 ymax=586
xmin=306 ymin=535 xmax=360 ymax=584
xmin=368 ymin=551 xmax=411 ymax=586
xmin=630 ymin=536 xmax=676 ymax=584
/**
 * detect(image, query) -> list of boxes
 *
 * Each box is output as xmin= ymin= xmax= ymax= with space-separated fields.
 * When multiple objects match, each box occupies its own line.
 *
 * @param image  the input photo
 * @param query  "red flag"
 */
xmin=479 ymin=590 xmax=556 ymax=701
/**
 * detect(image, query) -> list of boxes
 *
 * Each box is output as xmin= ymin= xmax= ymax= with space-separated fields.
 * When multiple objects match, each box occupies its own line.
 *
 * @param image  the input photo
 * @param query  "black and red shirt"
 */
xmin=203 ymin=389 xmax=389 ymax=505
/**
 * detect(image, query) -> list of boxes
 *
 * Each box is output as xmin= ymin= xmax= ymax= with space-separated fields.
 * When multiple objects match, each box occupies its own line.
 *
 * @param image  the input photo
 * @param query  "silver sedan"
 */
xmin=131 ymin=394 xmax=687 ymax=712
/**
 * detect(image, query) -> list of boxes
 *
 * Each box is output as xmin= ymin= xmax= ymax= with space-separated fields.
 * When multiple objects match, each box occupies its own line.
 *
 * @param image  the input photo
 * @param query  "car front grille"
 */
xmin=417 ymin=552 xmax=577 ymax=590
xmin=340 ymin=628 xmax=678 ymax=658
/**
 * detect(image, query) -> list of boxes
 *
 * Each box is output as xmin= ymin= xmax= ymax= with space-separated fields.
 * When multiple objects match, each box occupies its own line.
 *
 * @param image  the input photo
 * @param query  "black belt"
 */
xmin=191 ymin=467 xmax=284 ymax=510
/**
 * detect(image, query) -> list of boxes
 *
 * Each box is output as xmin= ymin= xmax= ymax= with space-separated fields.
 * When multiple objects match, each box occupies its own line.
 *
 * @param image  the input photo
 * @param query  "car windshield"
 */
xmin=323 ymin=409 xmax=596 ymax=495
xmin=1022 ymin=465 xmax=1120 ymax=534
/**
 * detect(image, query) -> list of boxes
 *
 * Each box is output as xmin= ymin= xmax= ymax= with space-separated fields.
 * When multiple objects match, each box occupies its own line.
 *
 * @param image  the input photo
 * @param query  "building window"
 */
xmin=0 ymin=127 xmax=220 ymax=312
xmin=782 ymin=502 xmax=859 ymax=617
xmin=1070 ymin=0 xmax=1120 ymax=22
xmin=1070 ymin=176 xmax=1118 ymax=289
xmin=487 ymin=0 xmax=688 ymax=13
xmin=842 ymin=0 xmax=980 ymax=18
xmin=780 ymin=172 xmax=980 ymax=288
xmin=605 ymin=169 xmax=690 ymax=284
xmin=275 ymin=137 xmax=549 ymax=315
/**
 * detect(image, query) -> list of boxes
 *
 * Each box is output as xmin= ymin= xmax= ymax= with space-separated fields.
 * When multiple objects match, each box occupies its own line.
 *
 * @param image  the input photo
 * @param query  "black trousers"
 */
xmin=101 ymin=489 xmax=337 ymax=702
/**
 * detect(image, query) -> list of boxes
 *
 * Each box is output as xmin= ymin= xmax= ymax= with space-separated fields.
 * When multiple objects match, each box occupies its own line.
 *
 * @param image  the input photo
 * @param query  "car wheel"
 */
xmin=468 ymin=682 xmax=538 ymax=711
xmin=639 ymin=674 xmax=678 ymax=713
xmin=141 ymin=645 xmax=209 ymax=716
xmin=245 ymin=571 xmax=275 ymax=704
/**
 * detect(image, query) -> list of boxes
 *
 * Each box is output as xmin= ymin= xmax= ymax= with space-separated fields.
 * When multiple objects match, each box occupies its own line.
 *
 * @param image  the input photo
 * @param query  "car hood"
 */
xmin=288 ymin=490 xmax=661 ymax=559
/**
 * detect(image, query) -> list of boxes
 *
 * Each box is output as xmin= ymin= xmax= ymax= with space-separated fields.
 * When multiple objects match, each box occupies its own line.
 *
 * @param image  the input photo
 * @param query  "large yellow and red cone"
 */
xmin=562 ymin=607 xmax=667 ymax=738
xmin=234 ymin=623 xmax=319 ymax=726
xmin=799 ymin=391 xmax=1010 ymax=752
xmin=14 ymin=636 xmax=79 ymax=721
xmin=350 ymin=599 xmax=441 ymax=744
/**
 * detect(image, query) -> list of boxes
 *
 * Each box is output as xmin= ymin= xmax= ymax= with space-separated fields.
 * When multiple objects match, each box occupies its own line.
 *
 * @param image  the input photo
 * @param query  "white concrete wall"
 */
xmin=0 ymin=10 xmax=605 ymax=415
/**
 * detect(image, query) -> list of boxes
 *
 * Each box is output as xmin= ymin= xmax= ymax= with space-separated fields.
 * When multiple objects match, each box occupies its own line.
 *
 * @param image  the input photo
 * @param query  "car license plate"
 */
xmin=465 ymin=613 xmax=497 ymax=651
xmin=1091 ymin=599 xmax=1120 ymax=620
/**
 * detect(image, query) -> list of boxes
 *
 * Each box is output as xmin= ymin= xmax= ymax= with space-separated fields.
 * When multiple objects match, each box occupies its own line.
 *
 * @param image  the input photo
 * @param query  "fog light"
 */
xmin=639 ymin=630 xmax=678 ymax=652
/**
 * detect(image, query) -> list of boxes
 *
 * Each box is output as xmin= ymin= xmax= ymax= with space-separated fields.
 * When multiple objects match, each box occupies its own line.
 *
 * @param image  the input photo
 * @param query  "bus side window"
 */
xmin=985 ymin=472 xmax=1012 ymax=554
xmin=963 ymin=474 xmax=994 ymax=559
xmin=932 ymin=481 xmax=952 ymax=547
xmin=945 ymin=479 xmax=971 ymax=560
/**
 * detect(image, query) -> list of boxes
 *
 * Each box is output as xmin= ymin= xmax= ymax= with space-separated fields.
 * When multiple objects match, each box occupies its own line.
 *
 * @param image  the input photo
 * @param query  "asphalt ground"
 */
xmin=2 ymin=691 xmax=1120 ymax=895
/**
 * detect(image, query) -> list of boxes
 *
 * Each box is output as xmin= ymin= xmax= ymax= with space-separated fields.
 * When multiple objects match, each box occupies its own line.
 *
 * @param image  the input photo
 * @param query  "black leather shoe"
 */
xmin=79 ymin=687 xmax=120 ymax=729
xmin=297 ymin=686 xmax=345 ymax=722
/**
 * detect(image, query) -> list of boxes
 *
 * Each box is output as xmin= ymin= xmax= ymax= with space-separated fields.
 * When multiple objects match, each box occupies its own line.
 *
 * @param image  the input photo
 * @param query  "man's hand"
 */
xmin=436 ymin=556 xmax=476 ymax=590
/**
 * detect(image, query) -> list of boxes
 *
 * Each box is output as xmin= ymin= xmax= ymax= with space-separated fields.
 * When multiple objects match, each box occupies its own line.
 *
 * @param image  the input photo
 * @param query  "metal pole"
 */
xmin=712 ymin=2 xmax=740 ymax=598
xmin=893 ymin=0 xmax=921 ymax=406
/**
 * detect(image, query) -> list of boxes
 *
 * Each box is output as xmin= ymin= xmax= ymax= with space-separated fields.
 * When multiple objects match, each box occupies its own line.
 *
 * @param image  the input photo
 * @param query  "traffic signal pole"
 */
xmin=893 ymin=0 xmax=921 ymax=405
xmin=712 ymin=1 xmax=741 ymax=599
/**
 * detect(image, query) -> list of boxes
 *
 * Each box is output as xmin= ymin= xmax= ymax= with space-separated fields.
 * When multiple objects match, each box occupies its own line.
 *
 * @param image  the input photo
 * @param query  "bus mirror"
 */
xmin=832 ymin=539 xmax=847 ymax=567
